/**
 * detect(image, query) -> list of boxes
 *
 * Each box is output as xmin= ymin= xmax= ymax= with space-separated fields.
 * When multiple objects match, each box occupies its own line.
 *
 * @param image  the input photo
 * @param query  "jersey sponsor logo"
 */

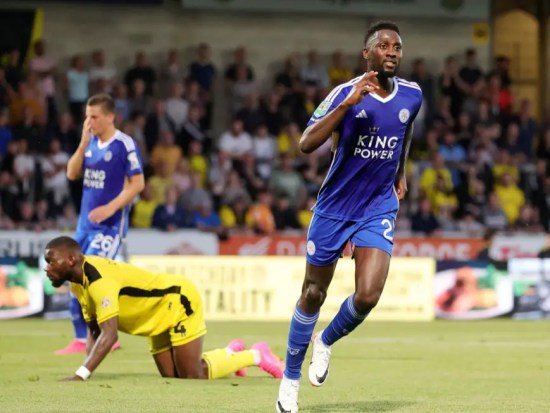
xmin=101 ymin=297 xmax=112 ymax=309
xmin=83 ymin=168 xmax=106 ymax=189
xmin=353 ymin=132 xmax=398 ymax=160
xmin=104 ymin=150 xmax=113 ymax=162
xmin=355 ymin=109 xmax=368 ymax=119
xmin=314 ymin=100 xmax=331 ymax=117
xmin=307 ymin=240 xmax=316 ymax=256
xmin=399 ymin=108 xmax=410 ymax=123
xmin=127 ymin=152 xmax=140 ymax=170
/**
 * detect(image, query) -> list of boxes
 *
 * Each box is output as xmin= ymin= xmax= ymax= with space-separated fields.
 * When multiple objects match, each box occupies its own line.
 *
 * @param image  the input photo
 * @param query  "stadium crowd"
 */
xmin=0 ymin=40 xmax=547 ymax=237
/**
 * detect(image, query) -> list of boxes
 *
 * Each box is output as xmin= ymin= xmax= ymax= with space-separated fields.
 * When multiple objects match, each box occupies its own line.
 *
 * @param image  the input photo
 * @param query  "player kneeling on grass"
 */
xmin=44 ymin=236 xmax=283 ymax=381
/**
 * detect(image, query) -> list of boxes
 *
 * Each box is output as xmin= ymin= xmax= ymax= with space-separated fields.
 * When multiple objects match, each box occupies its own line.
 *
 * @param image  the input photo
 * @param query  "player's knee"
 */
xmin=354 ymin=290 xmax=382 ymax=313
xmin=303 ymin=283 xmax=327 ymax=307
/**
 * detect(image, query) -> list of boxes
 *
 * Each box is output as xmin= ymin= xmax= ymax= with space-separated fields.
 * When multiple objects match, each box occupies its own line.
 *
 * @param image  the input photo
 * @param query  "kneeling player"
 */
xmin=44 ymin=236 xmax=283 ymax=381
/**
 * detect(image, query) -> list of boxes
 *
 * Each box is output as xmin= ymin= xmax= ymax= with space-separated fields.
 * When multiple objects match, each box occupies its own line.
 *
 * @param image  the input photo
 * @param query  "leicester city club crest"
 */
xmin=399 ymin=109 xmax=410 ymax=123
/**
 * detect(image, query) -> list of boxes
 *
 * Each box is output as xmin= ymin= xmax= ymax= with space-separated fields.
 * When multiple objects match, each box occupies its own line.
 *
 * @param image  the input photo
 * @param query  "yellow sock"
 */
xmin=202 ymin=348 xmax=255 ymax=379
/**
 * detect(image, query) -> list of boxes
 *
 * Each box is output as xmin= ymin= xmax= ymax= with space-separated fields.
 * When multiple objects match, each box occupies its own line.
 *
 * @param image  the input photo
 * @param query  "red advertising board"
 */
xmin=220 ymin=235 xmax=484 ymax=260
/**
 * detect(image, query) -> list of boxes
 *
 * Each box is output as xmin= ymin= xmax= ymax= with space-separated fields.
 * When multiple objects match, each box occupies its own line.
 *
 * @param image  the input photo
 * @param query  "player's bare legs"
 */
xmin=277 ymin=262 xmax=337 ymax=413
xmin=309 ymin=247 xmax=391 ymax=387
xmin=153 ymin=349 xmax=179 ymax=378
xmin=173 ymin=336 xmax=209 ymax=378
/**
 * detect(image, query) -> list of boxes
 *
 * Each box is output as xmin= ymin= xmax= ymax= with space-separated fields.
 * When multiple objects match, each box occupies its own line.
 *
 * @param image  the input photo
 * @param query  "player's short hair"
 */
xmin=87 ymin=93 xmax=115 ymax=114
xmin=364 ymin=21 xmax=401 ymax=47
xmin=45 ymin=236 xmax=82 ymax=252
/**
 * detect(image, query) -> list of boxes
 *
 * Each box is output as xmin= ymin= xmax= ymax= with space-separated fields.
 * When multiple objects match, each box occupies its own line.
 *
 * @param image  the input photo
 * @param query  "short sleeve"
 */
xmin=307 ymin=84 xmax=352 ymax=126
xmin=124 ymin=142 xmax=144 ymax=177
xmin=88 ymin=278 xmax=120 ymax=324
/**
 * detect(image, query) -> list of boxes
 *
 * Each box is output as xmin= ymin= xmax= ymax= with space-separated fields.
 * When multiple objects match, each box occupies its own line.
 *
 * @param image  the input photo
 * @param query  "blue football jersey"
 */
xmin=309 ymin=76 xmax=422 ymax=221
xmin=77 ymin=130 xmax=144 ymax=235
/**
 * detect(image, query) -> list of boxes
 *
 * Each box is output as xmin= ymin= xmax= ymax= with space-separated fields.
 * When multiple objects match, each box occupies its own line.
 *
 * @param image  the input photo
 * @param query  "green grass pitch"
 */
xmin=1 ymin=319 xmax=549 ymax=412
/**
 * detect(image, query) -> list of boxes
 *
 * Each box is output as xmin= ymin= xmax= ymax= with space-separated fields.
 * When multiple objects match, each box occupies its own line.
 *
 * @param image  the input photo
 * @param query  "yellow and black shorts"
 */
xmin=148 ymin=277 xmax=207 ymax=355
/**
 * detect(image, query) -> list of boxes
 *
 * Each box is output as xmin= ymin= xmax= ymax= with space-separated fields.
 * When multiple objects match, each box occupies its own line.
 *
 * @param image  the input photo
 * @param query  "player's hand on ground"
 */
xmin=88 ymin=204 xmax=116 ymax=224
xmin=395 ymin=176 xmax=407 ymax=201
xmin=59 ymin=375 xmax=84 ymax=382
xmin=342 ymin=71 xmax=379 ymax=107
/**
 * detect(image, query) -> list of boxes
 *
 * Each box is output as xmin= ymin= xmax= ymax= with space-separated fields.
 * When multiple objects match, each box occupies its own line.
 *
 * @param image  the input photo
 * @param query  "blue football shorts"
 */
xmin=305 ymin=211 xmax=397 ymax=266
xmin=74 ymin=227 xmax=123 ymax=258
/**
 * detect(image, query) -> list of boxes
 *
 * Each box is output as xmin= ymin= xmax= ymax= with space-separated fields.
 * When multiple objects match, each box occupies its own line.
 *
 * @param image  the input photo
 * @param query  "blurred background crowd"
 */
xmin=0 ymin=38 xmax=547 ymax=238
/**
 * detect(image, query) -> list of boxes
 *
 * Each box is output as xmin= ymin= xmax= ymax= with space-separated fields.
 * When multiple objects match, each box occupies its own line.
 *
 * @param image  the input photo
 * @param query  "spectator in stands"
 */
xmin=131 ymin=182 xmax=158 ymax=229
xmin=113 ymin=83 xmax=130 ymax=123
xmin=13 ymin=106 xmax=44 ymax=152
xmin=29 ymin=40 xmax=57 ymax=130
xmin=269 ymin=153 xmax=306 ymax=209
xmin=439 ymin=55 xmax=466 ymax=120
xmin=55 ymin=112 xmax=79 ymax=153
xmin=328 ymin=49 xmax=352 ymax=88
xmin=180 ymin=104 xmax=209 ymax=153
xmin=277 ymin=122 xmax=302 ymax=159
xmin=0 ymin=110 xmax=13 ymax=160
xmin=16 ymin=200 xmax=38 ymax=231
xmin=124 ymin=51 xmax=156 ymax=96
xmin=411 ymin=198 xmax=440 ymax=235
xmin=150 ymin=128 xmax=182 ymax=176
xmin=13 ymin=139 xmax=34 ymax=197
xmin=222 ymin=169 xmax=251 ymax=207
xmin=297 ymin=196 xmax=316 ymax=230
xmin=225 ymin=46 xmax=254 ymax=83
xmin=459 ymin=48 xmax=484 ymax=92
xmin=42 ymin=138 xmax=69 ymax=207
xmin=457 ymin=211 xmax=485 ymax=238
xmin=261 ymin=91 xmax=284 ymax=136
xmin=4 ymin=49 xmax=22 ymax=91
xmin=0 ymin=67 xmax=11 ymax=111
xmin=272 ymin=194 xmax=301 ymax=231
xmin=513 ymin=204 xmax=542 ymax=233
xmin=34 ymin=198 xmax=56 ymax=230
xmin=246 ymin=189 xmax=276 ymax=235
xmin=9 ymin=82 xmax=45 ymax=125
xmin=89 ymin=49 xmax=116 ymax=94
xmin=129 ymin=78 xmax=154 ymax=116
xmin=218 ymin=118 xmax=253 ymax=173
xmin=492 ymin=148 xmax=518 ymax=183
xmin=56 ymin=203 xmax=77 ymax=231
xmin=419 ymin=152 xmax=453 ymax=200
xmin=482 ymin=191 xmax=508 ymax=230
xmin=165 ymin=81 xmax=189 ymax=134
xmin=252 ymin=124 xmax=276 ymax=181
xmin=64 ymin=54 xmax=89 ymax=125
xmin=219 ymin=196 xmax=249 ymax=232
xmin=188 ymin=43 xmax=217 ymax=97
xmin=494 ymin=55 xmax=512 ymax=89
xmin=148 ymin=161 xmax=173 ymax=205
xmin=152 ymin=186 xmax=186 ymax=232
xmin=410 ymin=58 xmax=435 ymax=127
xmin=439 ymin=130 xmax=467 ymax=186
xmin=179 ymin=170 xmax=212 ymax=218
xmin=431 ymin=175 xmax=458 ymax=218
xmin=516 ymin=99 xmax=536 ymax=160
xmin=537 ymin=128 xmax=550 ymax=161
xmin=455 ymin=111 xmax=473 ymax=150
xmin=300 ymin=49 xmax=329 ymax=92
xmin=192 ymin=199 xmax=225 ymax=238
xmin=160 ymin=49 xmax=186 ymax=97
xmin=145 ymin=99 xmax=174 ymax=153
xmin=188 ymin=139 xmax=208 ymax=186
xmin=236 ymin=92 xmax=265 ymax=134
xmin=274 ymin=55 xmax=300 ymax=91
xmin=172 ymin=158 xmax=193 ymax=194
xmin=494 ymin=172 xmax=525 ymax=224
xmin=230 ymin=66 xmax=258 ymax=114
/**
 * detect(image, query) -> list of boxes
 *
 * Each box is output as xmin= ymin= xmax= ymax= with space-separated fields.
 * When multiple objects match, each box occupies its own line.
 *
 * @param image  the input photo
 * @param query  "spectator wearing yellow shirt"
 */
xmin=277 ymin=122 xmax=302 ymax=159
xmin=430 ymin=176 xmax=458 ymax=217
xmin=188 ymin=139 xmax=208 ymax=186
xmin=419 ymin=152 xmax=453 ymax=199
xmin=147 ymin=161 xmax=173 ymax=205
xmin=494 ymin=172 xmax=525 ymax=224
xmin=131 ymin=182 xmax=158 ymax=228
xmin=150 ymin=128 xmax=182 ymax=175
xmin=298 ymin=197 xmax=316 ymax=230
xmin=492 ymin=148 xmax=518 ymax=183
xmin=328 ymin=50 xmax=352 ymax=88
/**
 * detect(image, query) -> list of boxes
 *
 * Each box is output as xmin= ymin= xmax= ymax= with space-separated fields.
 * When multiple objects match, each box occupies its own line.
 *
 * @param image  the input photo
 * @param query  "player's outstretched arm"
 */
xmin=86 ymin=319 xmax=101 ymax=356
xmin=67 ymin=118 xmax=92 ymax=180
xmin=300 ymin=71 xmax=378 ymax=153
xmin=62 ymin=316 xmax=119 ymax=382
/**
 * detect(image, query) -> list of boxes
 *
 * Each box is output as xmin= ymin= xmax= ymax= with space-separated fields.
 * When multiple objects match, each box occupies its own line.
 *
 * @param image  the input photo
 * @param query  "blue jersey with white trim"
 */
xmin=309 ymin=76 xmax=422 ymax=221
xmin=77 ymin=130 xmax=144 ymax=235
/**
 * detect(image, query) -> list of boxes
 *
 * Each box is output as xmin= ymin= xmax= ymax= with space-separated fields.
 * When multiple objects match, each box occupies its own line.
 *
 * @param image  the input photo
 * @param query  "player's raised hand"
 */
xmin=80 ymin=117 xmax=92 ymax=148
xmin=342 ymin=71 xmax=379 ymax=107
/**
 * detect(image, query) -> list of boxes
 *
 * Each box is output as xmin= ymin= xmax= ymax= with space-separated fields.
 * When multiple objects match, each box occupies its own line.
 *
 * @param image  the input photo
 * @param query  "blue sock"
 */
xmin=321 ymin=294 xmax=369 ymax=346
xmin=284 ymin=305 xmax=319 ymax=380
xmin=69 ymin=296 xmax=87 ymax=340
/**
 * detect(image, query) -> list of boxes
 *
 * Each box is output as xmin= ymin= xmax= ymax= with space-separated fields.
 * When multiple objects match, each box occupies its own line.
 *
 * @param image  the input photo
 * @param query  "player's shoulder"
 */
xmin=395 ymin=76 xmax=423 ymax=95
xmin=113 ymin=129 xmax=137 ymax=152
xmin=325 ymin=75 xmax=364 ymax=102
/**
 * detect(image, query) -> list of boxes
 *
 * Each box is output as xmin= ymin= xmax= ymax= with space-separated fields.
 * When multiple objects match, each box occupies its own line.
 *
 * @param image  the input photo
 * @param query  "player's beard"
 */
xmin=49 ymin=270 xmax=73 ymax=288
xmin=372 ymin=59 xmax=400 ymax=78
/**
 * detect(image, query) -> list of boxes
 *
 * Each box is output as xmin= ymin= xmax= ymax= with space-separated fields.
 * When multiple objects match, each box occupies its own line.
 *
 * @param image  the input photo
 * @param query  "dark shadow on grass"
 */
xmin=305 ymin=400 xmax=414 ymax=412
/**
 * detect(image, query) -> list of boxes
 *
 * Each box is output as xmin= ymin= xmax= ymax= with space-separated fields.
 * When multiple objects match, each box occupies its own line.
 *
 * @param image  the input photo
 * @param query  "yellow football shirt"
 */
xmin=71 ymin=256 xmax=199 ymax=337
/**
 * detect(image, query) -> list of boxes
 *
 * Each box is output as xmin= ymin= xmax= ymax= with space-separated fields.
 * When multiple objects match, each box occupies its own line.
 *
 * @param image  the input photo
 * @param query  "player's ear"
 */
xmin=362 ymin=48 xmax=369 ymax=60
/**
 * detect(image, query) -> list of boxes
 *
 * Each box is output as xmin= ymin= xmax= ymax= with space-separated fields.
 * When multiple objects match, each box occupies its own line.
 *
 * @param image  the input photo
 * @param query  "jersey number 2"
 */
xmin=381 ymin=219 xmax=394 ymax=241
xmin=90 ymin=233 xmax=115 ymax=255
